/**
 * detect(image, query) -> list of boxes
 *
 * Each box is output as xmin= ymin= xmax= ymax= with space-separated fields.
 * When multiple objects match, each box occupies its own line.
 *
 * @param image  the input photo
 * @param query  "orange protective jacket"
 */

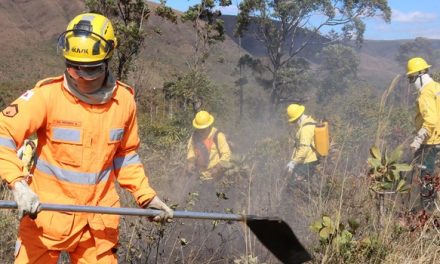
xmin=0 ymin=75 xmax=156 ymax=255
xmin=187 ymin=128 xmax=231 ymax=169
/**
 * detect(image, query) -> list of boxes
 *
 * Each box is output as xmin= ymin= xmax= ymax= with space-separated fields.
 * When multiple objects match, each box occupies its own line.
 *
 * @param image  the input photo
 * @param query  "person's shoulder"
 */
xmin=432 ymin=80 xmax=440 ymax=91
xmin=25 ymin=76 xmax=63 ymax=100
xmin=211 ymin=127 xmax=221 ymax=135
xmin=116 ymin=80 xmax=135 ymax=96
xmin=213 ymin=128 xmax=228 ymax=140
xmin=34 ymin=76 xmax=64 ymax=89
xmin=419 ymin=86 xmax=436 ymax=98
xmin=421 ymin=80 xmax=440 ymax=92
xmin=308 ymin=116 xmax=317 ymax=123
xmin=215 ymin=128 xmax=226 ymax=136
xmin=303 ymin=116 xmax=317 ymax=125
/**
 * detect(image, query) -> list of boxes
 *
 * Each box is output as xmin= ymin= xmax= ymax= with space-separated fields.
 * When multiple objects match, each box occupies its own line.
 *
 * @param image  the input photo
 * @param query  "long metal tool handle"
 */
xmin=0 ymin=200 xmax=249 ymax=221
xmin=0 ymin=200 xmax=310 ymax=263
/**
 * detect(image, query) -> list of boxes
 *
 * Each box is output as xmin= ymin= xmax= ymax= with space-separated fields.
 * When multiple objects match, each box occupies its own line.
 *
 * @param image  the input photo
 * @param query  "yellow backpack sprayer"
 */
xmin=314 ymin=121 xmax=329 ymax=156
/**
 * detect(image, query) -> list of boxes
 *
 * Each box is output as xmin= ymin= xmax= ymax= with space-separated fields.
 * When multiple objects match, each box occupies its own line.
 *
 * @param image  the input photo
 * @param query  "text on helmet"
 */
xmin=71 ymin=47 xmax=89 ymax=54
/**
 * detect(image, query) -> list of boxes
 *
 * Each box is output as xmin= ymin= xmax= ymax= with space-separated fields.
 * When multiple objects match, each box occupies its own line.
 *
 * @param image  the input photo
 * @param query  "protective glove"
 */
xmin=410 ymin=127 xmax=428 ymax=152
xmin=209 ymin=164 xmax=223 ymax=177
xmin=11 ymin=180 xmax=41 ymax=220
xmin=144 ymin=196 xmax=173 ymax=223
xmin=200 ymin=170 xmax=213 ymax=180
xmin=286 ymin=161 xmax=296 ymax=173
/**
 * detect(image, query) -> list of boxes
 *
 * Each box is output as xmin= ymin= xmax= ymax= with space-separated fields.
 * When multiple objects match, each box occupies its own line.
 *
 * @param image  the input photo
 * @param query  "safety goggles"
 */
xmin=408 ymin=74 xmax=420 ymax=84
xmin=66 ymin=62 xmax=106 ymax=80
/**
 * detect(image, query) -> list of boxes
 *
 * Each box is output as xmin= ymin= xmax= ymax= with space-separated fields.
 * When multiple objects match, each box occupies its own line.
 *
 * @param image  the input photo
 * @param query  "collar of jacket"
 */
xmin=298 ymin=115 xmax=316 ymax=128
xmin=297 ymin=114 xmax=308 ymax=126
xmin=61 ymin=80 xmax=120 ymax=115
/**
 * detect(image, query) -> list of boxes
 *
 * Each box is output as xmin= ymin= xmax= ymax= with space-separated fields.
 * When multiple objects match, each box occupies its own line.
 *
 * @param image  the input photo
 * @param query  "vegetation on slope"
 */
xmin=2 ymin=0 xmax=440 ymax=263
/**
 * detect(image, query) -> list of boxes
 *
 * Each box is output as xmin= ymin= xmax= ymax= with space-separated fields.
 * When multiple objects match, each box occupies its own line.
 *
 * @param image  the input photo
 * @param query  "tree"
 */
xmin=163 ymin=0 xmax=232 ymax=114
xmin=318 ymin=44 xmax=359 ymax=102
xmin=181 ymin=0 xmax=232 ymax=71
xmin=276 ymin=57 xmax=314 ymax=104
xmin=235 ymin=0 xmax=391 ymax=112
xmin=163 ymin=70 xmax=221 ymax=115
xmin=85 ymin=0 xmax=177 ymax=80
xmin=235 ymin=54 xmax=263 ymax=120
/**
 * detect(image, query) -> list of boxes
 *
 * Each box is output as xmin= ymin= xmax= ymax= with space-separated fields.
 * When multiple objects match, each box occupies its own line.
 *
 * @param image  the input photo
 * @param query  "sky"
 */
xmin=152 ymin=0 xmax=440 ymax=40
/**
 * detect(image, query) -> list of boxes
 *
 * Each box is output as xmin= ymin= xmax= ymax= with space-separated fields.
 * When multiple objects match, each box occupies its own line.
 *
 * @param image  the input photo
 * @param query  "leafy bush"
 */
xmin=310 ymin=215 xmax=389 ymax=263
xmin=367 ymin=146 xmax=411 ymax=194
xmin=139 ymin=115 xmax=190 ymax=150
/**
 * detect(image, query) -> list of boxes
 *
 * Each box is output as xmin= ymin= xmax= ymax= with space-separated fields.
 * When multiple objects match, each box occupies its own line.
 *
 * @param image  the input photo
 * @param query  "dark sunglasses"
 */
xmin=408 ymin=74 xmax=420 ymax=84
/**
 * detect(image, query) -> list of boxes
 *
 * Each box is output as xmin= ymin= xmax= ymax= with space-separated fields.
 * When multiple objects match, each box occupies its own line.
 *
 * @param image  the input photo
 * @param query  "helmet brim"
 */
xmin=406 ymin=65 xmax=431 ymax=76
xmin=193 ymin=115 xmax=214 ymax=129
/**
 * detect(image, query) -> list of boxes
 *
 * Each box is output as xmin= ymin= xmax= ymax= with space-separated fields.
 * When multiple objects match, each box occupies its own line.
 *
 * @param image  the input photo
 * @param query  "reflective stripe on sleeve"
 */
xmin=52 ymin=128 xmax=81 ymax=143
xmin=113 ymin=153 xmax=141 ymax=169
xmin=35 ymin=158 xmax=111 ymax=184
xmin=110 ymin=128 xmax=124 ymax=142
xmin=0 ymin=136 xmax=17 ymax=150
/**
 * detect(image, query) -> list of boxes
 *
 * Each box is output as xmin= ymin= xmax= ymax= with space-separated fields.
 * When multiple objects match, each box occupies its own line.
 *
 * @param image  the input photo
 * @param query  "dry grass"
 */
xmin=0 ymin=2 xmax=440 ymax=263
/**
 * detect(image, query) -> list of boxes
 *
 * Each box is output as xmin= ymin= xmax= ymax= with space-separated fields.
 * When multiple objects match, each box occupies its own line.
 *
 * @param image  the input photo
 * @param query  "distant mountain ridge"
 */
xmin=220 ymin=14 xmax=440 ymax=88
xmin=1 ymin=1 xmax=440 ymax=94
xmin=0 ymin=0 xmax=244 ymax=103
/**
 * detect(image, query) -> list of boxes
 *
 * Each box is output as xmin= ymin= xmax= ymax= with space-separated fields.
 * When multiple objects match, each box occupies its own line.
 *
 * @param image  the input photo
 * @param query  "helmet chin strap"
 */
xmin=297 ymin=114 xmax=307 ymax=125
xmin=414 ymin=73 xmax=433 ymax=91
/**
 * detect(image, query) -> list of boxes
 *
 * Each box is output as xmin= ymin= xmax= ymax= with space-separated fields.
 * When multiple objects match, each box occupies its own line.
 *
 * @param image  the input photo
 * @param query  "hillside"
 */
xmin=2 ymin=1 xmax=440 ymax=99
xmin=0 ymin=0 xmax=416 ymax=93
xmin=221 ymin=15 xmax=440 ymax=90
xmin=0 ymin=0 xmax=84 ymax=44
xmin=3 ymin=2 xmax=440 ymax=264
xmin=0 ymin=0 xmax=85 ymax=95
xmin=0 ymin=1 xmax=244 ymax=102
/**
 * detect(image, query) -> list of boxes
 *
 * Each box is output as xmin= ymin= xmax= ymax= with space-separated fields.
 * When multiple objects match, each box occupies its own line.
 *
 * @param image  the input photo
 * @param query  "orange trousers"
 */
xmin=14 ymin=226 xmax=117 ymax=264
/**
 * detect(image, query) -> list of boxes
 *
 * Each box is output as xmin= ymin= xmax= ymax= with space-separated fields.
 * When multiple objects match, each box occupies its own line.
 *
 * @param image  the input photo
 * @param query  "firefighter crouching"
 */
xmin=186 ymin=110 xmax=232 ymax=181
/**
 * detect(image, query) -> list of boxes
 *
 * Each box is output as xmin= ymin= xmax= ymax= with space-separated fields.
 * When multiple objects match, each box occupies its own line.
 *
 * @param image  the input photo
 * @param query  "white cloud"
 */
xmin=392 ymin=9 xmax=438 ymax=23
xmin=218 ymin=5 xmax=239 ymax=15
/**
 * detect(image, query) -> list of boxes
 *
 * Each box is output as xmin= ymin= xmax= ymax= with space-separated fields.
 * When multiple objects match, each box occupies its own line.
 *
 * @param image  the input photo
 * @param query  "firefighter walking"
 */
xmin=286 ymin=104 xmax=320 ymax=183
xmin=407 ymin=57 xmax=440 ymax=210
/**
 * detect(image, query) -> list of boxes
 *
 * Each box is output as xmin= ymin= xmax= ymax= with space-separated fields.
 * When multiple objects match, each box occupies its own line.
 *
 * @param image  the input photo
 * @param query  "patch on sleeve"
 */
xmin=2 ymin=104 xmax=18 ymax=118
xmin=20 ymin=90 xmax=34 ymax=101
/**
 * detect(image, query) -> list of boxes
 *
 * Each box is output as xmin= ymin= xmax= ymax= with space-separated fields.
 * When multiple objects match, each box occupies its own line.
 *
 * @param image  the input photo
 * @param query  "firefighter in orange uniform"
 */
xmin=186 ymin=111 xmax=232 ymax=180
xmin=0 ymin=13 xmax=172 ymax=263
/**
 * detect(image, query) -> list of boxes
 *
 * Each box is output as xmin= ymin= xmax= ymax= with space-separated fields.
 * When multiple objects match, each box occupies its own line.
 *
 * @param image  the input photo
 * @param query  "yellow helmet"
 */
xmin=193 ymin=111 xmax=215 ymax=129
xmin=287 ymin=104 xmax=305 ymax=123
xmin=407 ymin=57 xmax=431 ymax=76
xmin=58 ymin=13 xmax=118 ymax=65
